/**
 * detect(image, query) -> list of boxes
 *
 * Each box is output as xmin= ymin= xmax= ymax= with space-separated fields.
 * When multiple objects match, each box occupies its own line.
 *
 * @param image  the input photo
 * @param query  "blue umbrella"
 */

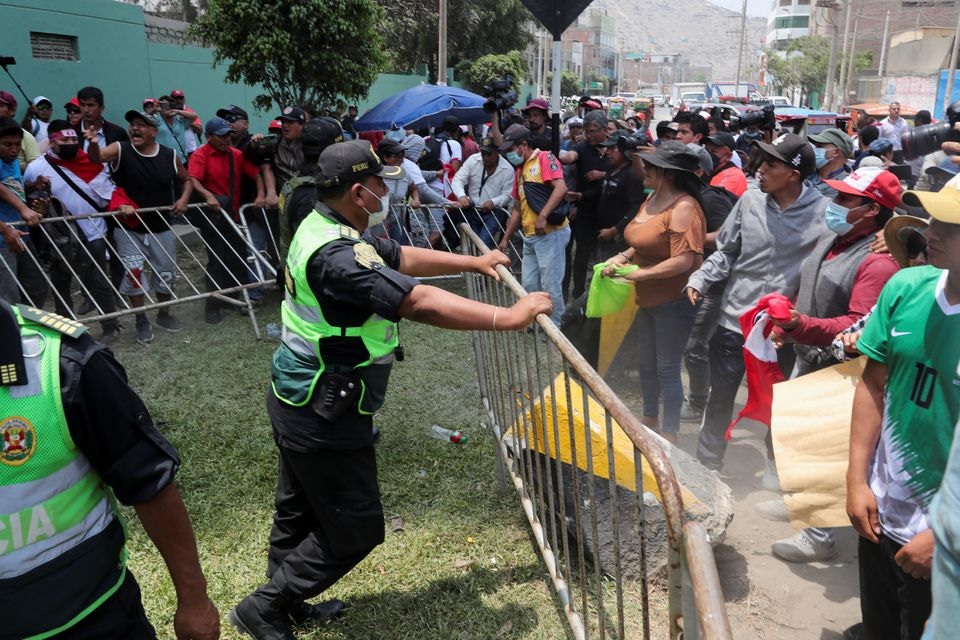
xmin=354 ymin=83 xmax=490 ymax=132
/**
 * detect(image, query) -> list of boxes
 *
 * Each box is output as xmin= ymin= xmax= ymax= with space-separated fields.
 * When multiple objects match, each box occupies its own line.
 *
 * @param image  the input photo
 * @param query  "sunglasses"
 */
xmin=66 ymin=107 xmax=81 ymax=115
xmin=36 ymin=104 xmax=52 ymax=111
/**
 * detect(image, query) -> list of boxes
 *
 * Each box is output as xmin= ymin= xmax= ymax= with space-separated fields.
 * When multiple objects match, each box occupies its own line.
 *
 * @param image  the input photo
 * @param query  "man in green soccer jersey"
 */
xmin=846 ymin=176 xmax=960 ymax=640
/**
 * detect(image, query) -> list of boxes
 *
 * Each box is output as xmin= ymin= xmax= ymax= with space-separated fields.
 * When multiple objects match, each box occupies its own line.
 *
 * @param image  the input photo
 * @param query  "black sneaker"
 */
xmin=156 ymin=311 xmax=183 ymax=333
xmin=205 ymin=308 xmax=223 ymax=325
xmin=100 ymin=324 xmax=122 ymax=345
xmin=135 ymin=315 xmax=154 ymax=345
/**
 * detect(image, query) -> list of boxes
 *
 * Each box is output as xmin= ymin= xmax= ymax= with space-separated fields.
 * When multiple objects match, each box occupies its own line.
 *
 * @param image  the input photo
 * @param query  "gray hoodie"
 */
xmin=686 ymin=183 xmax=829 ymax=333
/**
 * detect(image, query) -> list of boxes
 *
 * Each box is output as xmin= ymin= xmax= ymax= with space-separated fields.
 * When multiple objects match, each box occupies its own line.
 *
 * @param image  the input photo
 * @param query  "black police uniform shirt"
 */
xmin=571 ymin=140 xmax=608 ymax=216
xmin=598 ymin=165 xmax=646 ymax=232
xmin=60 ymin=335 xmax=181 ymax=504
xmin=267 ymin=208 xmax=419 ymax=452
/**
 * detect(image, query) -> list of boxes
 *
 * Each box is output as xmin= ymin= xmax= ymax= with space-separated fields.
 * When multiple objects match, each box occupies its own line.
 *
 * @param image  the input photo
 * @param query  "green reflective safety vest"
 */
xmin=0 ymin=307 xmax=126 ymax=640
xmin=272 ymin=210 xmax=399 ymax=414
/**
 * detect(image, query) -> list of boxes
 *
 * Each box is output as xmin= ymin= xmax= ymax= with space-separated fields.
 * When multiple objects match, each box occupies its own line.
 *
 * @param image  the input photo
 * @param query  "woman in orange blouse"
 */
xmin=603 ymin=141 xmax=707 ymax=443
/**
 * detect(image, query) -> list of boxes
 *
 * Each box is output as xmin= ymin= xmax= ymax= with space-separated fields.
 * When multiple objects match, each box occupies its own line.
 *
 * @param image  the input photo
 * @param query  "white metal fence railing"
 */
xmin=457 ymin=222 xmax=732 ymax=640
xmin=1 ymin=202 xmax=277 ymax=338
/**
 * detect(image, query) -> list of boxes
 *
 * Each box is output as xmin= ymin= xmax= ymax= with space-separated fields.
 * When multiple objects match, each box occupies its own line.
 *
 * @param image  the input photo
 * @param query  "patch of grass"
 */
xmin=111 ymin=291 xmax=573 ymax=639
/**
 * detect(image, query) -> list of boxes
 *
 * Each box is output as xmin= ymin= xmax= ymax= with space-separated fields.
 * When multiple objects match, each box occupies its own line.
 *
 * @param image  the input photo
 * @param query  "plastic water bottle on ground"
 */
xmin=265 ymin=323 xmax=282 ymax=339
xmin=430 ymin=424 xmax=468 ymax=444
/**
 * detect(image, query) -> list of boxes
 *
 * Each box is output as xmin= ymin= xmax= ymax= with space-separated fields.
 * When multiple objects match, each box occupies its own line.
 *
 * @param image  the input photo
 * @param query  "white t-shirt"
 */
xmin=426 ymin=137 xmax=462 ymax=196
xmin=24 ymin=155 xmax=113 ymax=241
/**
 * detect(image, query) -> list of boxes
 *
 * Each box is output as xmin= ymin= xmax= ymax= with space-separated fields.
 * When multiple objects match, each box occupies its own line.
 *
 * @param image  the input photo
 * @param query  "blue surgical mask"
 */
xmin=824 ymin=202 xmax=856 ymax=235
xmin=506 ymin=150 xmax=523 ymax=166
xmin=814 ymin=147 xmax=828 ymax=169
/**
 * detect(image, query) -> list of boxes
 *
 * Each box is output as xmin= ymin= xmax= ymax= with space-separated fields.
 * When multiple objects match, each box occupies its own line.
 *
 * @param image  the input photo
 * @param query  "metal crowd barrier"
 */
xmin=458 ymin=223 xmax=731 ymax=640
xmin=2 ymin=202 xmax=277 ymax=339
xmin=371 ymin=203 xmax=522 ymax=277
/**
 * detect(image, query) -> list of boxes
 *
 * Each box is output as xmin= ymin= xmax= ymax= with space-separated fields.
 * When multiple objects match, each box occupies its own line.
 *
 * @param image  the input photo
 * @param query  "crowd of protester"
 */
xmin=2 ymin=80 xmax=960 ymax=638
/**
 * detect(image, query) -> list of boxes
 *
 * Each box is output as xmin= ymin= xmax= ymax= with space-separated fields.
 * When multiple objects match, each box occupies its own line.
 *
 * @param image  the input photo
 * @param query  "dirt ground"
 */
xmin=672 ymin=412 xmax=862 ymax=639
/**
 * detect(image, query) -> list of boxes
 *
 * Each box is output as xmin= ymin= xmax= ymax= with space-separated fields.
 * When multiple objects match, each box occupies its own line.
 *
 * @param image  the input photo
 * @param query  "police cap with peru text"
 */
xmin=317 ymin=139 xmax=402 ymax=188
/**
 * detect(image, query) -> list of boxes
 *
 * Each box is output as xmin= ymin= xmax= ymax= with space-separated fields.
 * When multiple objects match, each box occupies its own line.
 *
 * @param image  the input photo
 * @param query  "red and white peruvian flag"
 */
xmin=725 ymin=293 xmax=791 ymax=439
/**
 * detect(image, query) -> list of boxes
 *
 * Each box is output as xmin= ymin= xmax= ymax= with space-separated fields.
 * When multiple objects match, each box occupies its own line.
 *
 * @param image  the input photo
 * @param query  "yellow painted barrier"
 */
xmin=505 ymin=372 xmax=699 ymax=507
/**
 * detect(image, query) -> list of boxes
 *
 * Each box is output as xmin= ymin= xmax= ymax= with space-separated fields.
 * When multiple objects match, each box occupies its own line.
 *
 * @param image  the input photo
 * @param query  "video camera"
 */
xmin=729 ymin=104 xmax=776 ymax=132
xmin=482 ymin=75 xmax=518 ymax=114
xmin=902 ymin=101 xmax=960 ymax=160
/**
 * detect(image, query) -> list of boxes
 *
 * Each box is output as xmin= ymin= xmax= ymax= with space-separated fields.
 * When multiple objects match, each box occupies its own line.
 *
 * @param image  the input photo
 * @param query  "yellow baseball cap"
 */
xmin=902 ymin=174 xmax=960 ymax=224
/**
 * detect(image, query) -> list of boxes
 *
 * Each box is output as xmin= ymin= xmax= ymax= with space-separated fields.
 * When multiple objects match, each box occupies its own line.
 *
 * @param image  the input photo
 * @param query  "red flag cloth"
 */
xmin=725 ymin=293 xmax=793 ymax=439
xmin=107 ymin=187 xmax=142 ymax=230
xmin=48 ymin=150 xmax=103 ymax=184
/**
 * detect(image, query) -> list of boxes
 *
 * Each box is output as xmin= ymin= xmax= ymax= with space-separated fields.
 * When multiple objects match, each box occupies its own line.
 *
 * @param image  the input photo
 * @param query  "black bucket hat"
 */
xmin=638 ymin=140 xmax=700 ymax=174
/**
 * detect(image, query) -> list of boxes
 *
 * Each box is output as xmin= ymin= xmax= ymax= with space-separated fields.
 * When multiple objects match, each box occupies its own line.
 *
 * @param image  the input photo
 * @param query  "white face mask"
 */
xmin=360 ymin=184 xmax=390 ymax=227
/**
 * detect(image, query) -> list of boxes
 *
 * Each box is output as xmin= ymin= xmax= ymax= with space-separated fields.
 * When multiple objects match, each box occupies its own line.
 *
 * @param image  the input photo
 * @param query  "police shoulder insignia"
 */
xmin=339 ymin=224 xmax=361 ymax=241
xmin=1 ymin=416 xmax=36 ymax=466
xmin=354 ymin=242 xmax=384 ymax=269
xmin=16 ymin=305 xmax=88 ymax=338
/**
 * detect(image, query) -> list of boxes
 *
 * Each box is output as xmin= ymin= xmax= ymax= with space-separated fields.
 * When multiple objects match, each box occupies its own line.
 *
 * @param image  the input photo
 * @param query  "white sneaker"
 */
xmin=761 ymin=459 xmax=781 ymax=492
xmin=771 ymin=531 xmax=837 ymax=563
xmin=754 ymin=499 xmax=789 ymax=522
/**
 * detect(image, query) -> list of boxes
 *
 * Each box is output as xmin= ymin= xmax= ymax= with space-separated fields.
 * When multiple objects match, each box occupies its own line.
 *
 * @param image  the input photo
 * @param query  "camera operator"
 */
xmin=521 ymin=98 xmax=553 ymax=150
xmin=155 ymin=95 xmax=197 ymax=164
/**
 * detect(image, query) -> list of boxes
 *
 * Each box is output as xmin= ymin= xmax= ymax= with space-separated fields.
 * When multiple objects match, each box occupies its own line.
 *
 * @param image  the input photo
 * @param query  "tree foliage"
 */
xmin=379 ymin=0 xmax=533 ymax=83
xmin=765 ymin=36 xmax=873 ymax=103
xmin=561 ymin=71 xmax=581 ymax=97
xmin=189 ymin=0 xmax=387 ymax=113
xmin=462 ymin=51 xmax=527 ymax=94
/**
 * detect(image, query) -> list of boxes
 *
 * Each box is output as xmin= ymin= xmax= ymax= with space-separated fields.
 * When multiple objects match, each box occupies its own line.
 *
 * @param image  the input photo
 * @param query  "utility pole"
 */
xmin=878 ymin=10 xmax=891 ymax=78
xmin=943 ymin=5 xmax=960 ymax=116
xmin=734 ymin=0 xmax=748 ymax=99
xmin=820 ymin=0 xmax=840 ymax=110
xmin=437 ymin=0 xmax=447 ymax=85
xmin=843 ymin=4 xmax=861 ymax=108
xmin=836 ymin=0 xmax=853 ymax=111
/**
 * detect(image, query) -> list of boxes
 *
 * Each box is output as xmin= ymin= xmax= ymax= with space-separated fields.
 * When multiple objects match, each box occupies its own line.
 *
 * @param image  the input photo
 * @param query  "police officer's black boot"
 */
xmin=228 ymin=585 xmax=296 ymax=640
xmin=288 ymin=598 xmax=345 ymax=626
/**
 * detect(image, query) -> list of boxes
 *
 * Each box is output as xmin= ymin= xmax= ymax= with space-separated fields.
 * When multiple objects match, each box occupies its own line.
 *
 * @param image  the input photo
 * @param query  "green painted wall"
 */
xmin=0 ymin=0 xmax=458 ymax=135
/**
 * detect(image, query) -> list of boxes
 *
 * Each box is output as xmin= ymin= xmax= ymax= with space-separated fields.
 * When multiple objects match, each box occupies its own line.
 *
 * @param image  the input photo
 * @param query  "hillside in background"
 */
xmin=592 ymin=0 xmax=769 ymax=83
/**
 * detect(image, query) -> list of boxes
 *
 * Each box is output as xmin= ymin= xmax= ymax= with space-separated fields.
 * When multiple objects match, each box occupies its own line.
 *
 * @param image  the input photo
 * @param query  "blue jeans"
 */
xmin=635 ymin=297 xmax=698 ymax=433
xmin=521 ymin=225 xmax=571 ymax=327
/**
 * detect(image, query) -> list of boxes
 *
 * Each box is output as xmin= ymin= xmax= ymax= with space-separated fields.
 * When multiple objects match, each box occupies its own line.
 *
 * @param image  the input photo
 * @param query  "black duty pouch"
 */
xmin=311 ymin=372 xmax=362 ymax=421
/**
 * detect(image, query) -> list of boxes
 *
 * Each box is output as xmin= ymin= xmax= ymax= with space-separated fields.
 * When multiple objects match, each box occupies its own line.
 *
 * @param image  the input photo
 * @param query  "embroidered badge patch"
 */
xmin=354 ymin=243 xmax=384 ymax=269
xmin=1 ymin=416 xmax=36 ymax=466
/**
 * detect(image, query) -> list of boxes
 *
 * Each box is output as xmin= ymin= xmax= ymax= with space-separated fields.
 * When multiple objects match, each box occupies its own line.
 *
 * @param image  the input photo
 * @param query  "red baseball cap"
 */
xmin=143 ymin=97 xmax=157 ymax=105
xmin=170 ymin=89 xmax=185 ymax=98
xmin=521 ymin=98 xmax=550 ymax=113
xmin=268 ymin=119 xmax=282 ymax=131
xmin=0 ymin=91 xmax=17 ymax=108
xmin=825 ymin=167 xmax=902 ymax=209
xmin=65 ymin=97 xmax=80 ymax=109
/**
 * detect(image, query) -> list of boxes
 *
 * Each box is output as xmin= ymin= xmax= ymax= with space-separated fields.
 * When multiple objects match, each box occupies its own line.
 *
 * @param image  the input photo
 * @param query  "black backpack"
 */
xmin=421 ymin=133 xmax=452 ymax=171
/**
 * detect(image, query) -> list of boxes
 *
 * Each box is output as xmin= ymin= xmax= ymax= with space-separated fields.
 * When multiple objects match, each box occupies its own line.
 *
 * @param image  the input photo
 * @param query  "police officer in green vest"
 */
xmin=0 ymin=300 xmax=219 ymax=639
xmin=228 ymin=140 xmax=551 ymax=639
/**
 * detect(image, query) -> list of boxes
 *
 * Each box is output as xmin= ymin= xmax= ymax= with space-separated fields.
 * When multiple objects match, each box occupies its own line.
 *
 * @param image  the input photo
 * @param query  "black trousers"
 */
xmin=695 ymin=325 xmax=795 ymax=470
xmin=265 ymin=438 xmax=385 ymax=602
xmin=859 ymin=535 xmax=931 ymax=640
xmin=564 ymin=210 xmax=598 ymax=300
xmin=683 ymin=292 xmax=721 ymax=410
xmin=193 ymin=207 xmax=248 ymax=308
xmin=55 ymin=571 xmax=156 ymax=639
xmin=49 ymin=236 xmax=117 ymax=329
